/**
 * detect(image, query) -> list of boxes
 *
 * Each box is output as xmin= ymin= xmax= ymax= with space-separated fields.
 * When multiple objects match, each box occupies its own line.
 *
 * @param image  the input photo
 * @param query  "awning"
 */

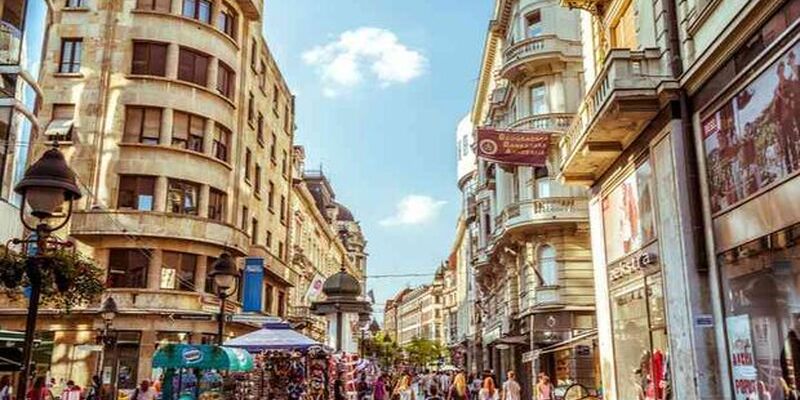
xmin=536 ymin=329 xmax=598 ymax=356
xmin=224 ymin=319 xmax=322 ymax=352
xmin=44 ymin=119 xmax=73 ymax=139
xmin=152 ymin=344 xmax=253 ymax=372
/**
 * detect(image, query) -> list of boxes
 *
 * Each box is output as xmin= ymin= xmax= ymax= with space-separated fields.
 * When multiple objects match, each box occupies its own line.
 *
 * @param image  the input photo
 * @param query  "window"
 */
xmin=277 ymin=291 xmax=286 ymax=317
xmin=270 ymin=132 xmax=276 ymax=161
xmin=118 ymin=175 xmax=155 ymax=211
xmin=59 ymin=38 xmax=82 ymax=73
xmin=280 ymin=195 xmax=286 ymax=222
xmin=45 ymin=104 xmax=75 ymax=141
xmin=251 ymin=218 xmax=258 ymax=244
xmin=265 ymin=230 xmax=272 ymax=248
xmin=217 ymin=61 xmax=235 ymax=99
xmin=278 ymin=241 xmax=284 ymax=260
xmin=538 ymin=245 xmax=557 ymax=286
xmin=284 ymin=104 xmax=291 ymax=133
xmin=208 ymin=188 xmax=226 ymax=221
xmin=172 ymin=111 xmax=204 ymax=152
xmin=250 ymin=39 xmax=258 ymax=70
xmin=136 ymin=0 xmax=171 ymax=12
xmin=259 ymin=60 xmax=267 ymax=89
xmin=123 ymin=106 xmax=161 ymax=144
xmin=264 ymin=284 xmax=273 ymax=313
xmin=247 ymin=92 xmax=254 ymax=123
xmin=255 ymin=164 xmax=262 ymax=194
xmin=217 ymin=3 xmax=237 ymax=39
xmin=267 ymin=181 xmax=275 ymax=210
xmin=525 ymin=10 xmax=543 ymax=38
xmin=132 ymin=41 xmax=167 ymax=76
xmin=257 ymin=113 xmax=264 ymax=144
xmin=108 ymin=249 xmax=150 ymax=288
xmin=66 ymin=0 xmax=84 ymax=7
xmin=167 ymin=179 xmax=200 ymax=215
xmin=244 ymin=147 xmax=252 ymax=182
xmin=182 ymin=0 xmax=211 ymax=23
xmin=281 ymin=151 xmax=288 ymax=176
xmin=241 ymin=206 xmax=248 ymax=230
xmin=178 ymin=47 xmax=209 ymax=86
xmin=204 ymin=256 xmax=217 ymax=293
xmin=161 ymin=251 xmax=197 ymax=291
xmin=530 ymin=83 xmax=548 ymax=115
xmin=213 ymin=124 xmax=230 ymax=161
xmin=611 ymin=1 xmax=637 ymax=49
xmin=272 ymin=84 xmax=279 ymax=114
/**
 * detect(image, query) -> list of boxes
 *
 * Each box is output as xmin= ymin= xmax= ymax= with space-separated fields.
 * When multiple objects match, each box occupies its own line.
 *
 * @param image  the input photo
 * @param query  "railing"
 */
xmin=560 ymin=48 xmax=668 ymax=167
xmin=510 ymin=113 xmax=573 ymax=132
xmin=501 ymin=35 xmax=582 ymax=76
xmin=494 ymin=197 xmax=589 ymax=237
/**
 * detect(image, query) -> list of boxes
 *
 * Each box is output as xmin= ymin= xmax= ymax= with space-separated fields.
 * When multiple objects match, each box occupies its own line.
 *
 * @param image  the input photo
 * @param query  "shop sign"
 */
xmin=522 ymin=351 xmax=536 ymax=363
xmin=242 ymin=257 xmax=264 ymax=312
xmin=726 ymin=314 xmax=758 ymax=400
xmin=476 ymin=127 xmax=550 ymax=166
xmin=608 ymin=249 xmax=658 ymax=283
xmin=694 ymin=314 xmax=714 ymax=328
xmin=602 ymin=161 xmax=656 ymax=263
xmin=182 ymin=347 xmax=204 ymax=365
xmin=171 ymin=314 xmax=213 ymax=321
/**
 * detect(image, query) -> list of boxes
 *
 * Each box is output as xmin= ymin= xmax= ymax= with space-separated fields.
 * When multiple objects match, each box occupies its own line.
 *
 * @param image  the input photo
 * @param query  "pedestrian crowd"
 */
xmin=0 ymin=375 xmax=157 ymax=400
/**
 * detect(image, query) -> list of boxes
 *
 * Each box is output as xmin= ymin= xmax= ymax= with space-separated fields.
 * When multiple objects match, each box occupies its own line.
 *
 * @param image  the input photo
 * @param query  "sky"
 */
xmin=261 ymin=1 xmax=492 ymax=319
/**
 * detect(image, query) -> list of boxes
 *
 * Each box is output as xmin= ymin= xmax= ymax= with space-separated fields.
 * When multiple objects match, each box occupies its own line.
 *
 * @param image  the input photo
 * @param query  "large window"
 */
xmin=208 ymin=188 xmax=226 ymax=221
xmin=538 ymin=245 xmax=557 ymax=286
xmin=525 ymin=10 xmax=543 ymax=38
xmin=217 ymin=61 xmax=235 ymax=99
xmin=123 ymin=106 xmax=161 ymax=144
xmin=530 ymin=83 xmax=548 ymax=115
xmin=132 ymin=41 xmax=167 ymax=76
xmin=118 ymin=175 xmax=155 ymax=211
xmin=59 ymin=38 xmax=82 ymax=73
xmin=108 ymin=249 xmax=150 ymax=288
xmin=264 ymin=284 xmax=273 ymax=314
xmin=611 ymin=1 xmax=637 ymax=49
xmin=161 ymin=251 xmax=198 ymax=291
xmin=182 ymin=0 xmax=211 ymax=23
xmin=136 ymin=0 xmax=171 ymax=12
xmin=217 ymin=3 xmax=237 ymax=39
xmin=213 ymin=124 xmax=230 ymax=162
xmin=178 ymin=47 xmax=209 ymax=86
xmin=167 ymin=179 xmax=200 ymax=215
xmin=172 ymin=111 xmax=204 ymax=152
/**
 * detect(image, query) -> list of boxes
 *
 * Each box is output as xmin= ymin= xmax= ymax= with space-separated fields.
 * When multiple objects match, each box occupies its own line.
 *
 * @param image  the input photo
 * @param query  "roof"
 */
xmin=335 ymin=202 xmax=355 ymax=221
xmin=322 ymin=269 xmax=362 ymax=298
xmin=225 ymin=320 xmax=323 ymax=352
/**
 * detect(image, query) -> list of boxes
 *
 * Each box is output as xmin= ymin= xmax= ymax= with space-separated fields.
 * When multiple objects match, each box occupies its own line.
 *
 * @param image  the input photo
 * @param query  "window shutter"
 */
xmin=150 ymin=43 xmax=167 ymax=76
xmin=132 ymin=42 xmax=148 ymax=75
xmin=173 ymin=111 xmax=188 ymax=141
xmin=195 ymin=53 xmax=209 ymax=85
xmin=178 ymin=50 xmax=193 ymax=82
xmin=143 ymin=108 xmax=161 ymax=141
xmin=124 ymin=107 xmax=143 ymax=143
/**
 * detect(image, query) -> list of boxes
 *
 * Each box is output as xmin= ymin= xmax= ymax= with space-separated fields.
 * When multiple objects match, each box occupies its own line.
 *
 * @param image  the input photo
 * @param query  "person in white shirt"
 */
xmin=130 ymin=380 xmax=157 ymax=400
xmin=501 ymin=371 xmax=521 ymax=400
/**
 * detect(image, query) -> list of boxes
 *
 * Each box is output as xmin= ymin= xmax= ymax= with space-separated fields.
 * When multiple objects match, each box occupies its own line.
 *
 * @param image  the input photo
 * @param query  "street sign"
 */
xmin=230 ymin=314 xmax=282 ymax=325
xmin=170 ymin=314 xmax=214 ymax=321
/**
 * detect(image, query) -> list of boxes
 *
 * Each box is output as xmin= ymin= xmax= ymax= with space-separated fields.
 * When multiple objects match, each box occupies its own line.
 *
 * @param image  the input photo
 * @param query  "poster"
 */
xmin=702 ymin=39 xmax=800 ymax=213
xmin=476 ymin=127 xmax=550 ymax=166
xmin=602 ymin=162 xmax=656 ymax=263
xmin=305 ymin=273 xmax=326 ymax=302
xmin=726 ymin=314 xmax=758 ymax=400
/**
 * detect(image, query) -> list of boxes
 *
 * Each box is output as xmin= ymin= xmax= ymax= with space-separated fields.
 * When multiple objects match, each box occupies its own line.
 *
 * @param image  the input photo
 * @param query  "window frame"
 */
xmin=123 ymin=106 xmax=162 ymax=145
xmin=167 ymin=179 xmax=201 ymax=215
xmin=117 ymin=175 xmax=156 ymax=211
xmin=177 ymin=47 xmax=210 ymax=86
xmin=208 ymin=188 xmax=226 ymax=222
xmin=182 ymin=0 xmax=212 ymax=23
xmin=213 ymin=124 xmax=231 ymax=162
xmin=108 ymin=248 xmax=151 ymax=289
xmin=136 ymin=0 xmax=171 ymax=12
xmin=59 ymin=38 xmax=83 ymax=73
xmin=132 ymin=41 xmax=168 ymax=77
xmin=161 ymin=251 xmax=198 ymax=291
xmin=217 ymin=3 xmax=237 ymax=40
xmin=172 ymin=110 xmax=205 ymax=152
xmin=216 ymin=60 xmax=235 ymax=99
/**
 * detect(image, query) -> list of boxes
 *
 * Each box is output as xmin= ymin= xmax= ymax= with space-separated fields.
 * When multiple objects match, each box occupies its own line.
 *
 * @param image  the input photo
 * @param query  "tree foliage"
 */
xmin=363 ymin=331 xmax=403 ymax=368
xmin=403 ymin=337 xmax=445 ymax=367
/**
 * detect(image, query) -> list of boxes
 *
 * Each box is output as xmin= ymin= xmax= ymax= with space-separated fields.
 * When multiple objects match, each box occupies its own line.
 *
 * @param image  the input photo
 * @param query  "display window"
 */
xmin=720 ymin=222 xmax=800 ymax=400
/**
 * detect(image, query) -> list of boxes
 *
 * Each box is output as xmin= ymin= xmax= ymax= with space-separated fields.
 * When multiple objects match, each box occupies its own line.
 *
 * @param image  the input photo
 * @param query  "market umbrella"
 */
xmin=224 ymin=320 xmax=321 ymax=351
xmin=152 ymin=344 xmax=254 ymax=372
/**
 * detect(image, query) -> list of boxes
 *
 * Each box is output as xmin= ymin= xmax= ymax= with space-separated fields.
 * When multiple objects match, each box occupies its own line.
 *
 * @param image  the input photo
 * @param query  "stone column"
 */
xmin=196 ymin=255 xmax=208 ymax=295
xmin=147 ymin=249 xmax=163 ymax=290
xmin=207 ymin=56 xmax=219 ymax=92
xmin=551 ymin=73 xmax=566 ymax=113
xmin=154 ymin=176 xmax=168 ymax=212
xmin=203 ymin=119 xmax=215 ymax=157
xmin=160 ymin=108 xmax=173 ymax=146
xmin=199 ymin=184 xmax=210 ymax=218
xmin=137 ymin=329 xmax=157 ymax=383
xmin=166 ymin=43 xmax=180 ymax=80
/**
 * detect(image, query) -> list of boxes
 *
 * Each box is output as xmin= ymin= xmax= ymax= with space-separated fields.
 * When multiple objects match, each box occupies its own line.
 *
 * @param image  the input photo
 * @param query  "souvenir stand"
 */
xmin=225 ymin=320 xmax=331 ymax=400
xmin=151 ymin=344 xmax=254 ymax=400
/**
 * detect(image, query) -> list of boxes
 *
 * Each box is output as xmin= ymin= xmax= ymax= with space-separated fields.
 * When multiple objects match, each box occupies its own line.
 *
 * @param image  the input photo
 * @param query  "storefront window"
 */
xmin=105 ymin=331 xmax=141 ymax=391
xmin=721 ymin=222 xmax=800 ymax=400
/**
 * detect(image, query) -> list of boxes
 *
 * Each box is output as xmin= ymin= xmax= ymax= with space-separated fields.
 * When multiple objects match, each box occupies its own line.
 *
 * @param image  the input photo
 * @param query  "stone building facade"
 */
xmin=396 ymin=277 xmax=445 ymax=347
xmin=0 ymin=0 xmax=299 ymax=391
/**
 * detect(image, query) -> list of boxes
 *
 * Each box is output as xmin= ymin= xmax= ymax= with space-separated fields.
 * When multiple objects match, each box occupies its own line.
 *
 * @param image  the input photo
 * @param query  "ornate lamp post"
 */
xmin=13 ymin=147 xmax=81 ymax=400
xmin=208 ymin=253 xmax=240 ymax=345
xmin=95 ymin=297 xmax=118 ymax=374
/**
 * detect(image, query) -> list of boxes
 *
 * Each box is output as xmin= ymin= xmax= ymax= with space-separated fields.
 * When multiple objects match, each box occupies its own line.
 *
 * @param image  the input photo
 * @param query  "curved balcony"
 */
xmin=559 ymin=48 xmax=679 ymax=184
xmin=121 ymin=75 xmax=236 ymax=125
xmin=117 ymin=144 xmax=233 ymax=191
xmin=70 ymin=210 xmax=250 ymax=255
xmin=509 ymin=113 xmax=573 ymax=132
xmin=493 ymin=197 xmax=588 ymax=239
xmin=500 ymin=35 xmax=582 ymax=81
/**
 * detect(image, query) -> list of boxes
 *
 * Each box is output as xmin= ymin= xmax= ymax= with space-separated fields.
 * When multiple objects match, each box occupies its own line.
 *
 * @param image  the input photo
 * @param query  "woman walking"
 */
xmin=447 ymin=373 xmax=469 ymax=400
xmin=477 ymin=377 xmax=498 ymax=400
xmin=393 ymin=375 xmax=416 ymax=400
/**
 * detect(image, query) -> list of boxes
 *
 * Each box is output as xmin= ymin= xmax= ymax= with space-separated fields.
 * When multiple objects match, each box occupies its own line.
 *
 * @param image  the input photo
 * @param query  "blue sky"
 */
xmin=262 ymin=1 xmax=492 ymax=318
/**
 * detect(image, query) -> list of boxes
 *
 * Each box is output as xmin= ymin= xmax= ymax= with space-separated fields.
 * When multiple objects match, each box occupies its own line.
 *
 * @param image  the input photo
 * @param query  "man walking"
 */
xmin=501 ymin=371 xmax=521 ymax=400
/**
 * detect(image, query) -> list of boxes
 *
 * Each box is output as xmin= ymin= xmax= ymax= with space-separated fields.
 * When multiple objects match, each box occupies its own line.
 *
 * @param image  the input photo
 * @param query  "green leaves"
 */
xmin=403 ymin=337 xmax=445 ymax=367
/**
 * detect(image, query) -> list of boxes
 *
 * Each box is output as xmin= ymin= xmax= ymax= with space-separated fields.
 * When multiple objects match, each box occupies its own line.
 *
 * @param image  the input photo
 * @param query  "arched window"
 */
xmin=538 ymin=245 xmax=557 ymax=286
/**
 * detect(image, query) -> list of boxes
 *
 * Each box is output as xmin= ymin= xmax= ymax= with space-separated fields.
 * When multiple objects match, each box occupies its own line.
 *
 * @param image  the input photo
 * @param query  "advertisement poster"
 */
xmin=726 ymin=314 xmax=759 ymax=400
xmin=702 ymin=39 xmax=800 ymax=213
xmin=476 ymin=127 xmax=550 ymax=166
xmin=602 ymin=162 xmax=656 ymax=263
xmin=304 ymin=273 xmax=325 ymax=302
xmin=242 ymin=257 xmax=264 ymax=312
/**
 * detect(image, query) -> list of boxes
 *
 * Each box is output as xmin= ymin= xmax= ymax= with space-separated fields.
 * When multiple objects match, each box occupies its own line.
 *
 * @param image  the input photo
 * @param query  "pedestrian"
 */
xmin=0 ymin=376 xmax=12 ymax=400
xmin=535 ymin=373 xmax=554 ymax=400
xmin=333 ymin=373 xmax=347 ymax=400
xmin=26 ymin=377 xmax=52 ymax=400
xmin=393 ymin=375 xmax=416 ymax=400
xmin=477 ymin=377 xmax=498 ymax=400
xmin=85 ymin=376 xmax=101 ymax=400
xmin=374 ymin=374 xmax=388 ymax=400
xmin=500 ymin=371 xmax=520 ymax=400
xmin=439 ymin=372 xmax=451 ymax=395
xmin=60 ymin=380 xmax=81 ymax=400
xmin=129 ymin=380 xmax=156 ymax=400
xmin=447 ymin=373 xmax=468 ymax=400
xmin=426 ymin=386 xmax=443 ymax=400
xmin=357 ymin=372 xmax=371 ymax=400
xmin=468 ymin=374 xmax=481 ymax=400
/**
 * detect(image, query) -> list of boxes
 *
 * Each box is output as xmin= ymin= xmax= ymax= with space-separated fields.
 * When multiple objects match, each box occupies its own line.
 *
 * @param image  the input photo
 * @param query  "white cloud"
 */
xmin=302 ymin=27 xmax=426 ymax=97
xmin=380 ymin=195 xmax=446 ymax=227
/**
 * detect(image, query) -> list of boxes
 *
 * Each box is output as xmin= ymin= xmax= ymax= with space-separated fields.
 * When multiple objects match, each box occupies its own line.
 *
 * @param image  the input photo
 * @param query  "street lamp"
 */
xmin=13 ymin=147 xmax=81 ymax=400
xmin=208 ymin=253 xmax=240 ymax=345
xmin=96 ymin=297 xmax=118 ymax=381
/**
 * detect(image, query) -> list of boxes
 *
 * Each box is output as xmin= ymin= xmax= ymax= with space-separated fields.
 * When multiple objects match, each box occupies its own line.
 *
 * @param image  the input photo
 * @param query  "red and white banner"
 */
xmin=476 ymin=127 xmax=551 ymax=166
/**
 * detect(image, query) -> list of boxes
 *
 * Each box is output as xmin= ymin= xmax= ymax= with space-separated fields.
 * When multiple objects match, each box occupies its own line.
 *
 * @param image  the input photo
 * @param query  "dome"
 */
xmin=335 ymin=202 xmax=355 ymax=221
xmin=322 ymin=269 xmax=361 ymax=298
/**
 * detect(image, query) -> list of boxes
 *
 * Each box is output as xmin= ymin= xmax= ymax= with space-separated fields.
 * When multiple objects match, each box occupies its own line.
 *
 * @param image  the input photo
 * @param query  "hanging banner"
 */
xmin=726 ymin=314 xmax=757 ymax=400
xmin=476 ymin=127 xmax=550 ymax=166
xmin=242 ymin=258 xmax=264 ymax=312
xmin=304 ymin=273 xmax=325 ymax=302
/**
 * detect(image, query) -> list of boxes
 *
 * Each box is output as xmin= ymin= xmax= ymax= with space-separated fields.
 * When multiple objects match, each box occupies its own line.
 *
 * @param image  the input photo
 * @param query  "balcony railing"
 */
xmin=501 ymin=35 xmax=582 ymax=79
xmin=559 ymin=48 xmax=677 ymax=179
xmin=493 ymin=197 xmax=588 ymax=239
xmin=509 ymin=113 xmax=573 ymax=132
